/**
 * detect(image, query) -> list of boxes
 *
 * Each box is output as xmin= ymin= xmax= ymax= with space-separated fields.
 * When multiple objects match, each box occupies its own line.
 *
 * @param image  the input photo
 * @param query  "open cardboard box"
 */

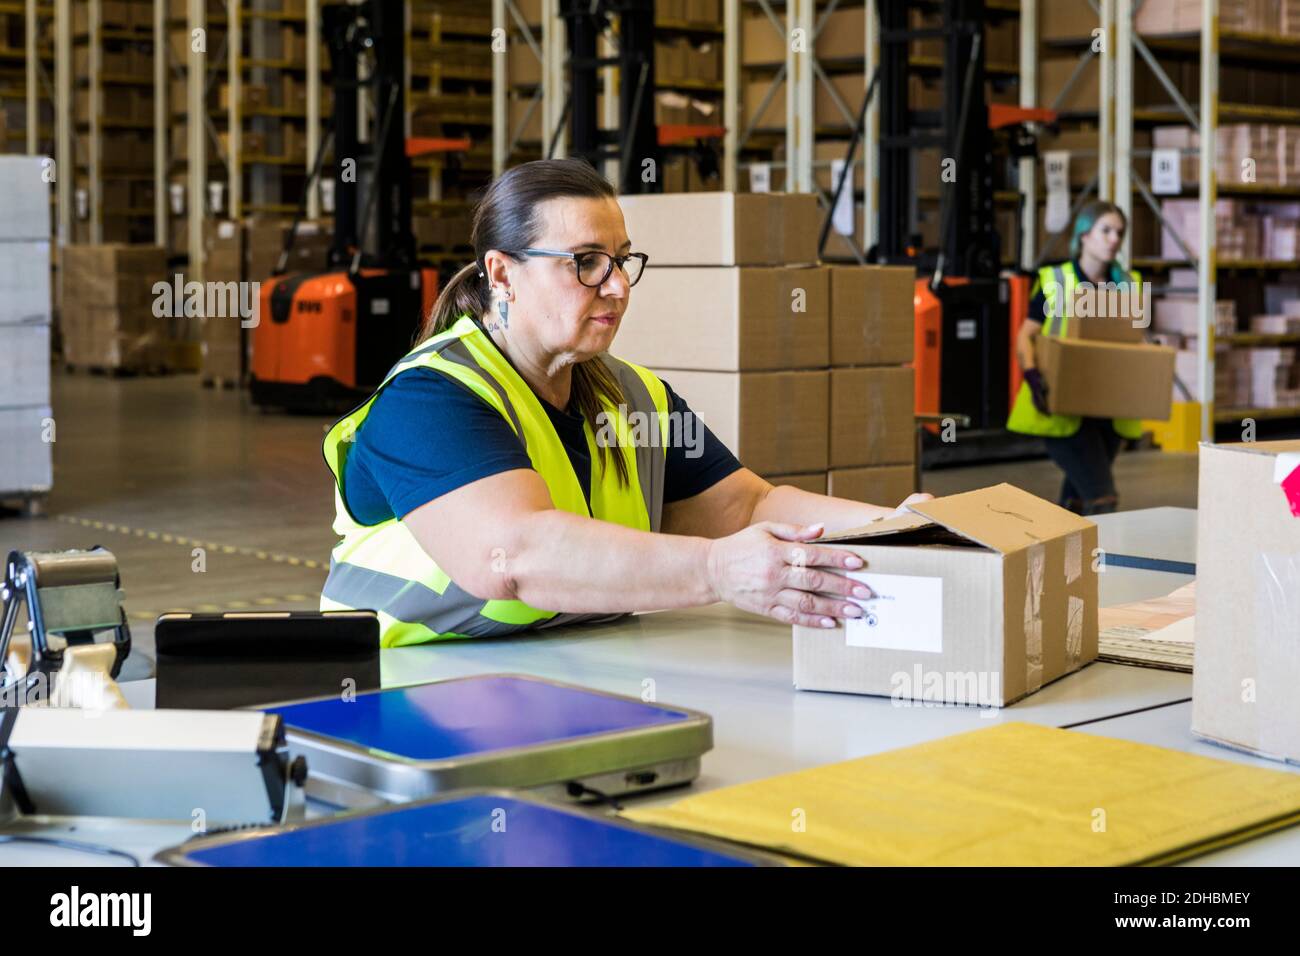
xmin=794 ymin=483 xmax=1098 ymax=706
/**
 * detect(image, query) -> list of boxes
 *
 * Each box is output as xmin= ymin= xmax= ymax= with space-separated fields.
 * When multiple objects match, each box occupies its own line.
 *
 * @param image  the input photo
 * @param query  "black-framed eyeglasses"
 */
xmin=515 ymin=248 xmax=649 ymax=288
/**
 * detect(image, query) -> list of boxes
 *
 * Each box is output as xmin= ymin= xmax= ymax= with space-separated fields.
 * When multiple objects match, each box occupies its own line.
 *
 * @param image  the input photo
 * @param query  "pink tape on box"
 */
xmin=1276 ymin=453 xmax=1300 ymax=518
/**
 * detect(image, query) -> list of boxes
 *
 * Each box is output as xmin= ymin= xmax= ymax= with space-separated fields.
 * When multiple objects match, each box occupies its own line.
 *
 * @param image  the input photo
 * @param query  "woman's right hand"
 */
xmin=705 ymin=521 xmax=873 ymax=629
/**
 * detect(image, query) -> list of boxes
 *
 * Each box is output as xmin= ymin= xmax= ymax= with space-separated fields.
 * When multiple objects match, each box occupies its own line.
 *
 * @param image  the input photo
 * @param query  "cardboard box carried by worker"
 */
xmin=794 ymin=483 xmax=1098 ymax=707
xmin=1034 ymin=281 xmax=1176 ymax=422
xmin=1193 ymin=439 xmax=1300 ymax=765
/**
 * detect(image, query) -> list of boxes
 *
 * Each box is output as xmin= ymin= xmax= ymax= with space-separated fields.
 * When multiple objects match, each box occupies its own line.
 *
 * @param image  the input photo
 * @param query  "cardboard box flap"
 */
xmin=907 ymin=483 xmax=1094 ymax=554
xmin=1210 ymin=439 xmax=1300 ymax=458
xmin=822 ymin=510 xmax=989 ymax=549
xmin=822 ymin=510 xmax=936 ymax=542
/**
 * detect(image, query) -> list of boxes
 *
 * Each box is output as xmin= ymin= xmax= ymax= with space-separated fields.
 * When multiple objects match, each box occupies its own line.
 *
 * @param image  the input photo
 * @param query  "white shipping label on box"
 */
xmin=843 ymin=572 xmax=944 ymax=653
xmin=1043 ymin=151 xmax=1071 ymax=233
xmin=750 ymin=163 xmax=771 ymax=193
xmin=1151 ymin=147 xmax=1182 ymax=195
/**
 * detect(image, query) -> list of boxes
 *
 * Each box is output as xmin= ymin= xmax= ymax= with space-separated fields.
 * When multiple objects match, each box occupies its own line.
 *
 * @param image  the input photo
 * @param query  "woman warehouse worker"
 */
xmin=320 ymin=158 xmax=928 ymax=646
xmin=1007 ymin=200 xmax=1142 ymax=516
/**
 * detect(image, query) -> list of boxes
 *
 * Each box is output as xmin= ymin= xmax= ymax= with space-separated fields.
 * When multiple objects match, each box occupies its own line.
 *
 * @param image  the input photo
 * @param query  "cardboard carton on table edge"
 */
xmin=1192 ymin=439 xmax=1300 ymax=766
xmin=794 ymin=483 xmax=1099 ymax=707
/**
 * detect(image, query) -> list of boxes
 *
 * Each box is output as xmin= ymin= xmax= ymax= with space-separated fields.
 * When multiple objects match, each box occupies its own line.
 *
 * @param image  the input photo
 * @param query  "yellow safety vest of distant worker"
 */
xmin=319 ymin=313 xmax=671 ymax=647
xmin=1006 ymin=260 xmax=1145 ymax=440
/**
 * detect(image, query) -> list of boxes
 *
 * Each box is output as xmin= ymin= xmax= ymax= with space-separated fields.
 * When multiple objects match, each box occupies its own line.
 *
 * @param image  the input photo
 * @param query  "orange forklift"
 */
xmin=250 ymin=0 xmax=458 ymax=412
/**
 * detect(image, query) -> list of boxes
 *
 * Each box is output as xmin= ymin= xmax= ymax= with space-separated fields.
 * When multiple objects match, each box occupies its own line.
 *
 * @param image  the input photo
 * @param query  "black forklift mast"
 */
xmin=559 ymin=0 xmax=659 ymax=193
xmin=877 ymin=0 xmax=999 ymax=277
xmin=877 ymin=0 xmax=1010 ymax=438
xmin=320 ymin=0 xmax=416 ymax=271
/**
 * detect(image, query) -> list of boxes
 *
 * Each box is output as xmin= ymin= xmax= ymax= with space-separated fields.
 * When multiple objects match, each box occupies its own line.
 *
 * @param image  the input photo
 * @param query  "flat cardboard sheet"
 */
xmin=1099 ymin=582 xmax=1196 ymax=672
xmin=623 ymin=722 xmax=1300 ymax=866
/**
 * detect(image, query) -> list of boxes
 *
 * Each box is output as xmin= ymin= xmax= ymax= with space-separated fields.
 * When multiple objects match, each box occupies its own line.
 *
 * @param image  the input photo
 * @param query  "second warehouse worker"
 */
xmin=320 ymin=158 xmax=928 ymax=646
xmin=1008 ymin=201 xmax=1142 ymax=515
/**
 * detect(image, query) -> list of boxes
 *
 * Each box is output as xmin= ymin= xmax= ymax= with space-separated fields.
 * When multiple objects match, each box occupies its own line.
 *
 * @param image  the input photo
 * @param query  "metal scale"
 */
xmin=261 ymin=674 xmax=715 ymax=808
xmin=159 ymin=789 xmax=765 ymax=868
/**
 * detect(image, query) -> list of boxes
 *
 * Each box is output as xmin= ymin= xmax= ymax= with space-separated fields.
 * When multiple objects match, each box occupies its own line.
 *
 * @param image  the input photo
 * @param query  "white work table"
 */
xmin=1093 ymin=506 xmax=1197 ymax=572
xmin=5 ymin=507 xmax=1294 ymax=866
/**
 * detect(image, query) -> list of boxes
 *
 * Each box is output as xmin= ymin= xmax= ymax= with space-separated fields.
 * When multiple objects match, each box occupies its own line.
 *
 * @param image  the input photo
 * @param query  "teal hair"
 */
xmin=1070 ymin=200 xmax=1130 ymax=284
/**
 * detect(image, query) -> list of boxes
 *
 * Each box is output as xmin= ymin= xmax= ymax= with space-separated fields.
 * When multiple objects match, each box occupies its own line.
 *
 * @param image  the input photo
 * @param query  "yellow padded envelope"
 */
xmin=622 ymin=722 xmax=1300 ymax=866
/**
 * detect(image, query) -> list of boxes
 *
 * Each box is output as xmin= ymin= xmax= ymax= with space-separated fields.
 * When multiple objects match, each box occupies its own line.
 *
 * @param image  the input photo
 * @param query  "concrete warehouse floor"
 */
xmin=1 ymin=370 xmax=1204 ymax=679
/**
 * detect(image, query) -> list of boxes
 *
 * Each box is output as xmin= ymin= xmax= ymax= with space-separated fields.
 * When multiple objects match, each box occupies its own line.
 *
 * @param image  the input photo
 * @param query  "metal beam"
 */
xmin=188 ymin=0 xmax=205 ymax=284
xmin=154 ymin=0 xmax=167 ymax=245
xmin=308 ymin=0 xmax=321 ymax=219
xmin=1019 ymin=0 xmax=1036 ymax=269
xmin=1198 ymin=0 xmax=1218 ymax=441
xmin=723 ymin=0 xmax=739 ymax=191
xmin=1116 ymin=0 xmax=1132 ymax=263
xmin=787 ymin=0 xmax=814 ymax=192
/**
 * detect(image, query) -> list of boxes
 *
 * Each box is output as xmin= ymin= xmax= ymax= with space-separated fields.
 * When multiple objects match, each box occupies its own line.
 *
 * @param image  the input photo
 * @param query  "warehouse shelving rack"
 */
xmin=0 ymin=1 xmax=55 ymax=158
xmin=1113 ymin=0 xmax=1300 ymax=439
xmin=66 ymin=0 xmax=160 ymax=245
xmin=172 ymin=1 xmax=323 ymax=282
xmin=492 ymin=0 xmax=563 ymax=175
xmin=407 ymin=0 xmax=492 ymax=260
xmin=224 ymin=2 xmax=323 ymax=223
xmin=723 ymin=0 xmax=869 ymax=261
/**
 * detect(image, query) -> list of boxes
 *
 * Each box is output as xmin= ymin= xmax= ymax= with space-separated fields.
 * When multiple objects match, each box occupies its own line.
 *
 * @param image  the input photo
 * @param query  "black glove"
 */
xmin=1024 ymin=368 xmax=1050 ymax=415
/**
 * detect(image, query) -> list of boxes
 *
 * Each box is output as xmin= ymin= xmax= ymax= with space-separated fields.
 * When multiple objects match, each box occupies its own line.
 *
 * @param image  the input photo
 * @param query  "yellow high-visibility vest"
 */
xmin=320 ymin=314 xmax=670 ymax=646
xmin=1006 ymin=261 xmax=1144 ymax=439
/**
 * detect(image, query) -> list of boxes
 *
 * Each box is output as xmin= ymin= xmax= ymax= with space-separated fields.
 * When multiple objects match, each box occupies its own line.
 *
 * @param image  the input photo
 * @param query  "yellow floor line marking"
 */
xmin=56 ymin=514 xmax=324 ymax=570
xmin=125 ymin=592 xmax=320 ymax=623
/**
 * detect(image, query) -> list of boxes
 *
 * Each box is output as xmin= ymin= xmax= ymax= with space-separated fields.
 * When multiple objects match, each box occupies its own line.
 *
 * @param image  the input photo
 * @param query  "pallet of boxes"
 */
xmin=199 ymin=218 xmax=334 ymax=388
xmin=0 ymin=157 xmax=54 ymax=514
xmin=62 ymin=244 xmax=171 ymax=375
xmin=616 ymin=192 xmax=916 ymax=507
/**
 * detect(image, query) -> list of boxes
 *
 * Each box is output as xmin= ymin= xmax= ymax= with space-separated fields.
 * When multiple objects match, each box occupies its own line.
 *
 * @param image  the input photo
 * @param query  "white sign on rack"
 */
xmin=1151 ymin=148 xmax=1182 ymax=195
xmin=1043 ymin=151 xmax=1071 ymax=233
xmin=750 ymin=162 xmax=771 ymax=193
xmin=830 ymin=159 xmax=855 ymax=236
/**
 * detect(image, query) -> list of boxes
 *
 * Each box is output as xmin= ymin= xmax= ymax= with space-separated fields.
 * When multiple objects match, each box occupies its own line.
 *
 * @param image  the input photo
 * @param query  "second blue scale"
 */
xmin=261 ymin=674 xmax=713 ymax=807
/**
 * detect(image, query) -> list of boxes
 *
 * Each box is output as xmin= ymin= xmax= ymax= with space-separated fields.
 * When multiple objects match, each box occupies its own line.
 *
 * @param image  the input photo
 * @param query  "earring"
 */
xmin=497 ymin=297 xmax=509 ymax=329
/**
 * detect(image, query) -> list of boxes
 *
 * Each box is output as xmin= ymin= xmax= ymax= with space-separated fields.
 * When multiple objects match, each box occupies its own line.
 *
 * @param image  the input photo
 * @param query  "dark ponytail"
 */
xmin=419 ymin=159 xmax=632 ymax=487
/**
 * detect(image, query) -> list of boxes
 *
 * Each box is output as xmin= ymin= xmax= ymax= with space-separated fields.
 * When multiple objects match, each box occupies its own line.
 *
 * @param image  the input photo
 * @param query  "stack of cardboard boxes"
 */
xmin=657 ymin=0 xmax=721 ymax=26
xmin=0 ymin=156 xmax=53 ymax=502
xmin=1158 ymin=199 xmax=1300 ymax=262
xmin=826 ymin=266 xmax=917 ymax=505
xmin=201 ymin=221 xmax=246 ymax=385
xmin=616 ymin=193 xmax=916 ymax=507
xmin=1138 ymin=0 xmax=1300 ymax=35
xmin=1154 ymin=125 xmax=1300 ymax=189
xmin=62 ymin=244 xmax=170 ymax=373
xmin=655 ymin=37 xmax=721 ymax=86
xmin=1230 ymin=346 xmax=1300 ymax=408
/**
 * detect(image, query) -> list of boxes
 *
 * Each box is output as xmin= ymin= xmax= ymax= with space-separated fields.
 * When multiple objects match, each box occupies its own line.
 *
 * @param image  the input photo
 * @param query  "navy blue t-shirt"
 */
xmin=341 ymin=354 xmax=743 ymax=525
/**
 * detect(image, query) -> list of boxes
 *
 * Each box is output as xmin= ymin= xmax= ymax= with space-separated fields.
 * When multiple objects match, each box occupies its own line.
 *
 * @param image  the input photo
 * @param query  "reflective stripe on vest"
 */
xmin=1007 ymin=262 xmax=1145 ymax=440
xmin=319 ymin=314 xmax=670 ymax=646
